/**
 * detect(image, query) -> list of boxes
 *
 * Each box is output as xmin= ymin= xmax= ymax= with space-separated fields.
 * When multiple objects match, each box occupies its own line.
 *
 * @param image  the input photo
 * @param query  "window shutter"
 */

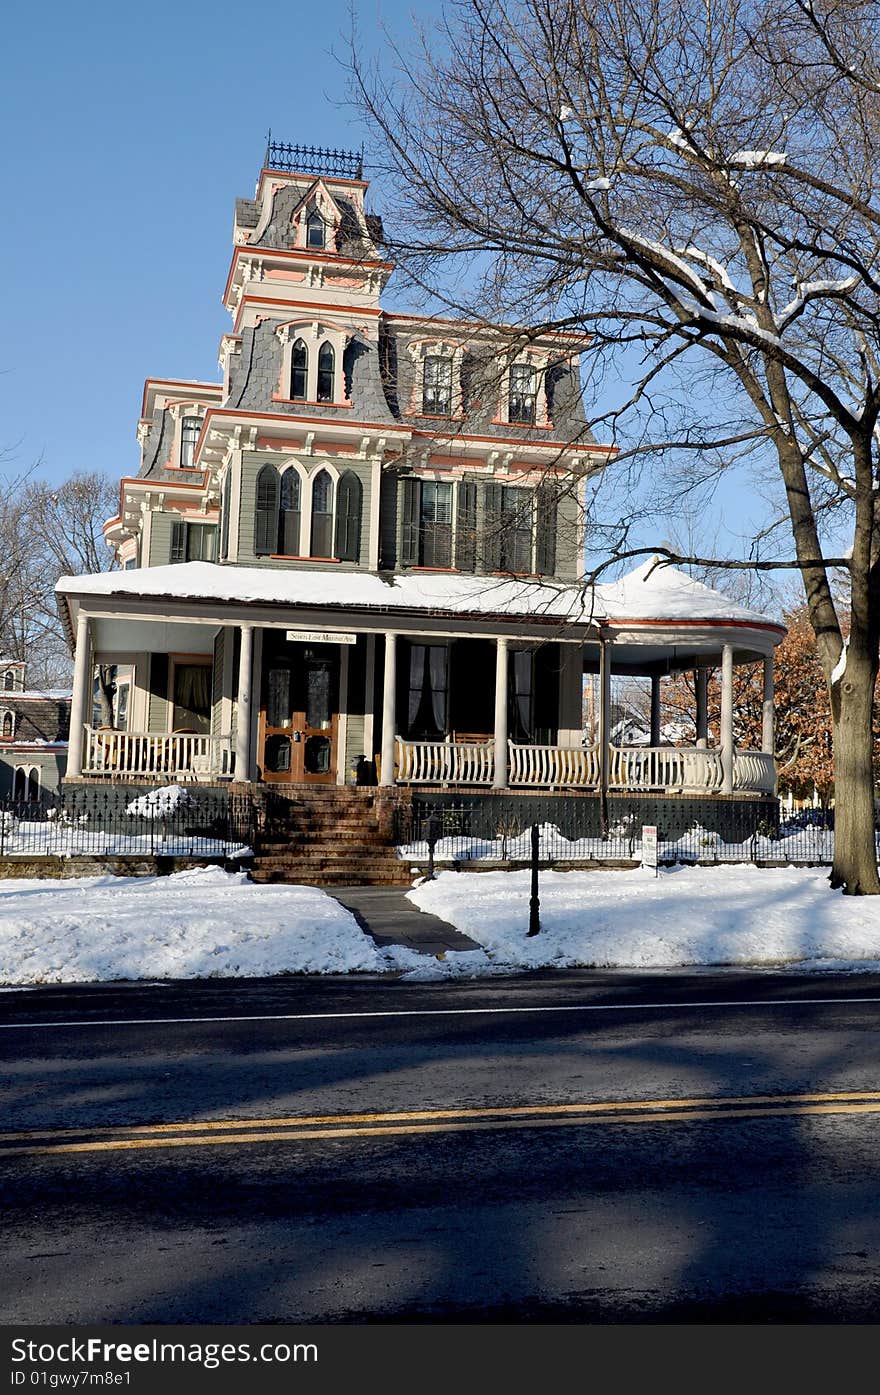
xmin=170 ymin=519 xmax=186 ymax=563
xmin=254 ymin=465 xmax=280 ymax=556
xmin=535 ymin=485 xmax=558 ymax=576
xmin=220 ymin=471 xmax=231 ymax=559
xmin=455 ymin=478 xmax=477 ymax=572
xmin=482 ymin=482 xmax=503 ymax=571
xmin=335 ymin=471 xmax=363 ymax=563
xmin=400 ymin=478 xmax=421 ymax=567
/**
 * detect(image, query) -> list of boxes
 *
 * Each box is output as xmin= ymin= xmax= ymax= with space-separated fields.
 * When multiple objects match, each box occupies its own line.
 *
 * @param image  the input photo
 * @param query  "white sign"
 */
xmin=641 ymin=824 xmax=658 ymax=872
xmin=286 ymin=630 xmax=357 ymax=646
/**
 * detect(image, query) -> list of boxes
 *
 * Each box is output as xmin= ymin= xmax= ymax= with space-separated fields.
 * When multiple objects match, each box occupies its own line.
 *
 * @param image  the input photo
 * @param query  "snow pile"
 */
xmin=125 ymin=784 xmax=195 ymax=819
xmin=0 ymin=867 xmax=410 ymax=984
xmin=407 ymin=865 xmax=880 ymax=973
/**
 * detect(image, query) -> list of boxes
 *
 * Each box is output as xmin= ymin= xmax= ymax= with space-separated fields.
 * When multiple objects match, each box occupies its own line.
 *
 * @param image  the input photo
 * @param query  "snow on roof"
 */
xmin=56 ymin=562 xmax=601 ymax=626
xmin=594 ymin=557 xmax=783 ymax=628
xmin=55 ymin=558 xmax=782 ymax=631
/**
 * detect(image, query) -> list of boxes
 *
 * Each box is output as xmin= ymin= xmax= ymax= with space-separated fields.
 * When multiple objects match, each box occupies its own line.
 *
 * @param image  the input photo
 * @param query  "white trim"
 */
xmin=336 ymin=644 xmax=349 ymax=785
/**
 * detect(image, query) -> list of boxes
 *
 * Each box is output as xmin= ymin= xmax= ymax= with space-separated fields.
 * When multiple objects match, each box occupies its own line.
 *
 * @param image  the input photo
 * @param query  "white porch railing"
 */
xmin=395 ymin=737 xmax=495 ymax=785
xmin=609 ymin=746 xmax=725 ymax=793
xmin=509 ymin=742 xmax=601 ymax=788
xmin=733 ymin=749 xmax=777 ymax=793
xmin=393 ymin=737 xmax=775 ymax=794
xmin=83 ymin=727 xmax=233 ymax=780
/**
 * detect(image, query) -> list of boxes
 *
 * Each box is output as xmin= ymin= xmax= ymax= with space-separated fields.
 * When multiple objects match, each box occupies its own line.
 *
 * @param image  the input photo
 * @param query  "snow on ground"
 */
xmin=0 ymin=867 xmax=422 ymax=985
xmin=406 ymin=864 xmax=880 ymax=976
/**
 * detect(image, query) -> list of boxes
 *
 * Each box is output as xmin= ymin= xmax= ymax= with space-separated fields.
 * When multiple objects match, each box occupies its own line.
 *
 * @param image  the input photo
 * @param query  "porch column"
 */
xmin=598 ymin=639 xmax=611 ymax=793
xmin=234 ymin=623 xmax=254 ymax=783
xmin=650 ymin=675 xmax=662 ymax=747
xmin=379 ymin=631 xmax=397 ymax=787
xmin=695 ymin=669 xmax=709 ymax=748
xmin=493 ymin=637 xmax=509 ymax=789
xmin=66 ymin=611 xmax=91 ymax=779
xmin=762 ymin=653 xmax=775 ymax=755
xmin=720 ymin=643 xmax=734 ymax=795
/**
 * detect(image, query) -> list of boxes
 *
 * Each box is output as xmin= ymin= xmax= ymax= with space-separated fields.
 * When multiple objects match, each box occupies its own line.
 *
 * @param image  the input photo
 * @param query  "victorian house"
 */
xmin=55 ymin=142 xmax=782 ymax=845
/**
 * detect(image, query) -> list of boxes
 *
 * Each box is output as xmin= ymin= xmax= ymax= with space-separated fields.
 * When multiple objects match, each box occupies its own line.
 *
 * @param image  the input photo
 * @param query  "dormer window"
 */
xmin=509 ymin=365 xmax=536 ymax=425
xmin=1 ymin=711 xmax=13 ymax=739
xmin=317 ymin=342 xmax=335 ymax=402
xmin=306 ymin=208 xmax=326 ymax=249
xmin=291 ymin=340 xmax=308 ymax=401
xmin=423 ymin=356 xmax=452 ymax=415
xmin=180 ymin=416 xmax=202 ymax=468
xmin=3 ymin=671 xmax=14 ymax=692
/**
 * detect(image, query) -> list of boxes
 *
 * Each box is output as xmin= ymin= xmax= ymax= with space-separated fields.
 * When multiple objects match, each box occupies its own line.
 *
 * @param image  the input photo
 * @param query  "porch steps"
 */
xmin=249 ymin=787 xmax=414 ymax=888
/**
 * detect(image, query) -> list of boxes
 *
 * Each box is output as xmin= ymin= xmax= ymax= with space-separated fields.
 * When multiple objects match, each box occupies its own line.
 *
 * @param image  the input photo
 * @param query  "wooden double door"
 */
xmin=259 ymin=642 xmax=339 ymax=785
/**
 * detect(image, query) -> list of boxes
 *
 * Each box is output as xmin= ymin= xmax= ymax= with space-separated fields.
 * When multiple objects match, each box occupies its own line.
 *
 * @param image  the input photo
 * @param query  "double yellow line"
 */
xmin=2 ymin=1089 xmax=880 ymax=1158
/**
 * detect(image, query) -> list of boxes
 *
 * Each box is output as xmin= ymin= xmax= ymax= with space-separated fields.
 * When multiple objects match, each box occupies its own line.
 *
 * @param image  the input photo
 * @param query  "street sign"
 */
xmin=642 ymin=824 xmax=658 ymax=873
xmin=286 ymin=630 xmax=357 ymax=645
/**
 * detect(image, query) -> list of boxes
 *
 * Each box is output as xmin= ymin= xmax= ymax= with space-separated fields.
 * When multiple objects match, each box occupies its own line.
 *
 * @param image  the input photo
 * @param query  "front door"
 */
xmin=260 ymin=645 xmax=339 ymax=784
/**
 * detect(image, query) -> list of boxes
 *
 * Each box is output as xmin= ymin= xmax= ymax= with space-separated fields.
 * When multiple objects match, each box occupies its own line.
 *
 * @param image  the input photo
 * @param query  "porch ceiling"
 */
xmin=88 ymin=618 xmax=217 ymax=654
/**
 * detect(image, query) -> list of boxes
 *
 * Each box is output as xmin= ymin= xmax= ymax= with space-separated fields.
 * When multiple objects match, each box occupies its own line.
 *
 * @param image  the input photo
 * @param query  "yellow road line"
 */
xmin=2 ymin=1094 xmax=880 ymax=1158
xmin=1 ymin=1088 xmax=879 ymax=1144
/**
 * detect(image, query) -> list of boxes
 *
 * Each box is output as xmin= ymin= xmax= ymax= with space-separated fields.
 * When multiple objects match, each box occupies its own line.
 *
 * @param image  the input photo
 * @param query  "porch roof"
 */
xmin=55 ymin=557 xmax=783 ymax=642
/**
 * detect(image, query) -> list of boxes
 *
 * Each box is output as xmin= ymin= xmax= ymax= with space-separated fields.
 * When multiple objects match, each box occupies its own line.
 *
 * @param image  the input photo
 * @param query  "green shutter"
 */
xmin=170 ymin=520 xmax=186 ymax=563
xmin=535 ymin=485 xmax=558 ymax=576
xmin=335 ymin=471 xmax=363 ymax=562
xmin=400 ymin=478 xmax=421 ymax=567
xmin=482 ymin=483 xmax=503 ymax=571
xmin=455 ymin=478 xmax=477 ymax=572
xmin=254 ymin=465 xmax=280 ymax=556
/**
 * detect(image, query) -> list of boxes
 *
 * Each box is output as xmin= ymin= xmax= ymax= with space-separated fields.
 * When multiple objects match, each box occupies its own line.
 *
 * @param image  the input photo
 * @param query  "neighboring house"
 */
xmin=55 ymin=141 xmax=783 ymax=817
xmin=0 ymin=661 xmax=70 ymax=799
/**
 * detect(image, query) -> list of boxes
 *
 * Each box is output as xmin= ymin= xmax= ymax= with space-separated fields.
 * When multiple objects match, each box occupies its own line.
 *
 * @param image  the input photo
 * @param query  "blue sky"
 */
xmin=0 ymin=0 xmax=440 ymax=486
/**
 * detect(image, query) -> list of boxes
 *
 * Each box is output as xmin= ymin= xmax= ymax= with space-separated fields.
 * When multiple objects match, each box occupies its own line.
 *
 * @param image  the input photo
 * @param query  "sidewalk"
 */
xmin=328 ymin=885 xmax=480 ymax=956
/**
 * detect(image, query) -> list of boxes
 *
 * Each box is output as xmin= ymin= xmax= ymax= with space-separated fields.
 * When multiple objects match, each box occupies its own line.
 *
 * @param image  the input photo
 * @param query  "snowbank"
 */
xmin=0 ymin=867 xmax=416 ymax=984
xmin=407 ymin=864 xmax=880 ymax=974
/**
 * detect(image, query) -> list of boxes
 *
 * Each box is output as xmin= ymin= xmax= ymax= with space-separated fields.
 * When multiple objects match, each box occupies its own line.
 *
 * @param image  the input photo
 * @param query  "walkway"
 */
xmin=328 ymin=885 xmax=479 ymax=956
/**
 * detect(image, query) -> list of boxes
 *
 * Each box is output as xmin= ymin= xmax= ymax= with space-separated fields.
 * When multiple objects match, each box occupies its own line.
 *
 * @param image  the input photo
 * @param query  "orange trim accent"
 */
xmin=385 ymin=310 xmax=591 ymax=346
xmin=233 ymin=294 xmax=381 ymax=333
xmin=410 ymin=428 xmax=613 ymax=454
xmin=257 ymin=167 xmax=369 ymax=191
xmin=271 ymin=395 xmax=353 ymax=409
xmin=140 ymin=378 xmax=222 ymax=417
xmin=223 ymin=244 xmax=392 ymax=303
xmin=202 ymin=406 xmax=410 ymax=436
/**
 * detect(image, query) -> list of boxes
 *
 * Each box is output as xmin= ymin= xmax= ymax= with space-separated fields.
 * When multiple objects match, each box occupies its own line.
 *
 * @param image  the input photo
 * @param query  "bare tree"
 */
xmin=351 ymin=0 xmax=880 ymax=892
xmin=13 ymin=472 xmax=118 ymax=716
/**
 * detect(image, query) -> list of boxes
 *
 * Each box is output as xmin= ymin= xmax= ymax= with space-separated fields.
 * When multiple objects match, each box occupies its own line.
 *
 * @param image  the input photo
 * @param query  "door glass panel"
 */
xmin=304 ymin=734 xmax=331 ymax=774
xmin=267 ymin=668 xmax=292 ymax=728
xmin=265 ymin=734 xmax=291 ymax=773
xmin=306 ymin=662 xmax=331 ymax=729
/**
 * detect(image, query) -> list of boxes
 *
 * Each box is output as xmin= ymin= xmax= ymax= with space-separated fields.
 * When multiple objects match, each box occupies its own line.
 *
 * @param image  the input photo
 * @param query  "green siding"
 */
xmin=147 ymin=654 xmax=169 ymax=733
xmin=345 ymin=714 xmax=367 ymax=779
xmin=148 ymin=513 xmax=175 ymax=567
xmin=237 ymin=451 xmax=374 ymax=571
xmin=554 ymin=487 xmax=582 ymax=581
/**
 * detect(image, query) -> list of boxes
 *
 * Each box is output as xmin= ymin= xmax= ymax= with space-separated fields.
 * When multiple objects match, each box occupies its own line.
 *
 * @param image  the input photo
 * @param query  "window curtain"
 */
xmin=175 ymin=665 xmax=211 ymax=715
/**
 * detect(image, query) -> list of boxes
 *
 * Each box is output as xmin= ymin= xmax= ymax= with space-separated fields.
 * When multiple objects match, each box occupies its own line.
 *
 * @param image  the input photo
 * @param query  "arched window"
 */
xmin=335 ymin=471 xmax=362 ymax=563
xmin=1 ymin=711 xmax=13 ymax=739
xmin=310 ymin=470 xmax=334 ymax=557
xmin=290 ymin=339 xmax=308 ymax=401
xmin=306 ymin=208 xmax=326 ymax=249
xmin=27 ymin=768 xmax=39 ymax=802
xmin=317 ymin=342 xmax=335 ymax=403
xmin=254 ymin=464 xmax=280 ymax=556
xmin=180 ymin=416 xmax=202 ymax=468
xmin=13 ymin=768 xmax=25 ymax=801
xmin=3 ymin=671 xmax=14 ymax=691
xmin=278 ymin=470 xmax=302 ymax=556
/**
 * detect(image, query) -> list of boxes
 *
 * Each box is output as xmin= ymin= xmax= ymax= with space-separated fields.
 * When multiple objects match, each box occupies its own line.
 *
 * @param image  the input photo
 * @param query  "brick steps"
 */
xmin=251 ymin=786 xmax=413 ymax=887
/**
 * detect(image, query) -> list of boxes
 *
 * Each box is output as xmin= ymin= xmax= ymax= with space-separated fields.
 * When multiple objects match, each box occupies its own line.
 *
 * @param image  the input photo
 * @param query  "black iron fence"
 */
xmin=394 ymin=799 xmax=838 ymax=867
xmin=264 ymin=138 xmax=364 ymax=179
xmin=0 ymin=787 xmax=255 ymax=860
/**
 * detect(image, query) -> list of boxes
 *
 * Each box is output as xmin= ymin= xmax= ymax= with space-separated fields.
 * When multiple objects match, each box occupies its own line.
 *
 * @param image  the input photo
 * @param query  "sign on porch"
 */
xmin=285 ymin=630 xmax=356 ymax=646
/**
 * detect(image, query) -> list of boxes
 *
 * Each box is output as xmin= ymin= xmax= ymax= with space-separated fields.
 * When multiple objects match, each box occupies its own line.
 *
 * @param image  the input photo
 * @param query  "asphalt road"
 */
xmin=3 ymin=969 xmax=880 ymax=1323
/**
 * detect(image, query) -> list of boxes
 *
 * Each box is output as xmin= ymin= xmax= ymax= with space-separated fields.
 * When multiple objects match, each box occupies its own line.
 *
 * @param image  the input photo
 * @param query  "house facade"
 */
xmin=0 ymin=661 xmax=70 ymax=799
xmin=55 ymin=142 xmax=783 ymax=828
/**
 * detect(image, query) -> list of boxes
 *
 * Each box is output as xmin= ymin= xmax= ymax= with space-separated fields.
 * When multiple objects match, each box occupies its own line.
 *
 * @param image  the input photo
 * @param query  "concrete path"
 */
xmin=328 ymin=884 xmax=479 ymax=955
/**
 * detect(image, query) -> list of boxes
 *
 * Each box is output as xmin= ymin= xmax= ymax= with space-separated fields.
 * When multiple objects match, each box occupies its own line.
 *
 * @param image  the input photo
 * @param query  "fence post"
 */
xmin=528 ymin=822 xmax=541 ymax=936
xmin=425 ymin=812 xmax=441 ymax=881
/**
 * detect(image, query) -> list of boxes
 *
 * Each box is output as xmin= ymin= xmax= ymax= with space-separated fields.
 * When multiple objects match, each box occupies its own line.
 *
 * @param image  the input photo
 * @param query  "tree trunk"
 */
xmin=830 ymin=657 xmax=879 ymax=894
xmin=96 ymin=665 xmax=116 ymax=729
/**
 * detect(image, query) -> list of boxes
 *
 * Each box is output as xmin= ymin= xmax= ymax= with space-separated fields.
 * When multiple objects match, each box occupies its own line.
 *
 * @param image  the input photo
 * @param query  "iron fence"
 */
xmin=264 ymin=138 xmax=364 ymax=179
xmin=0 ymin=787 xmax=255 ymax=861
xmin=394 ymin=799 xmax=839 ymax=867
